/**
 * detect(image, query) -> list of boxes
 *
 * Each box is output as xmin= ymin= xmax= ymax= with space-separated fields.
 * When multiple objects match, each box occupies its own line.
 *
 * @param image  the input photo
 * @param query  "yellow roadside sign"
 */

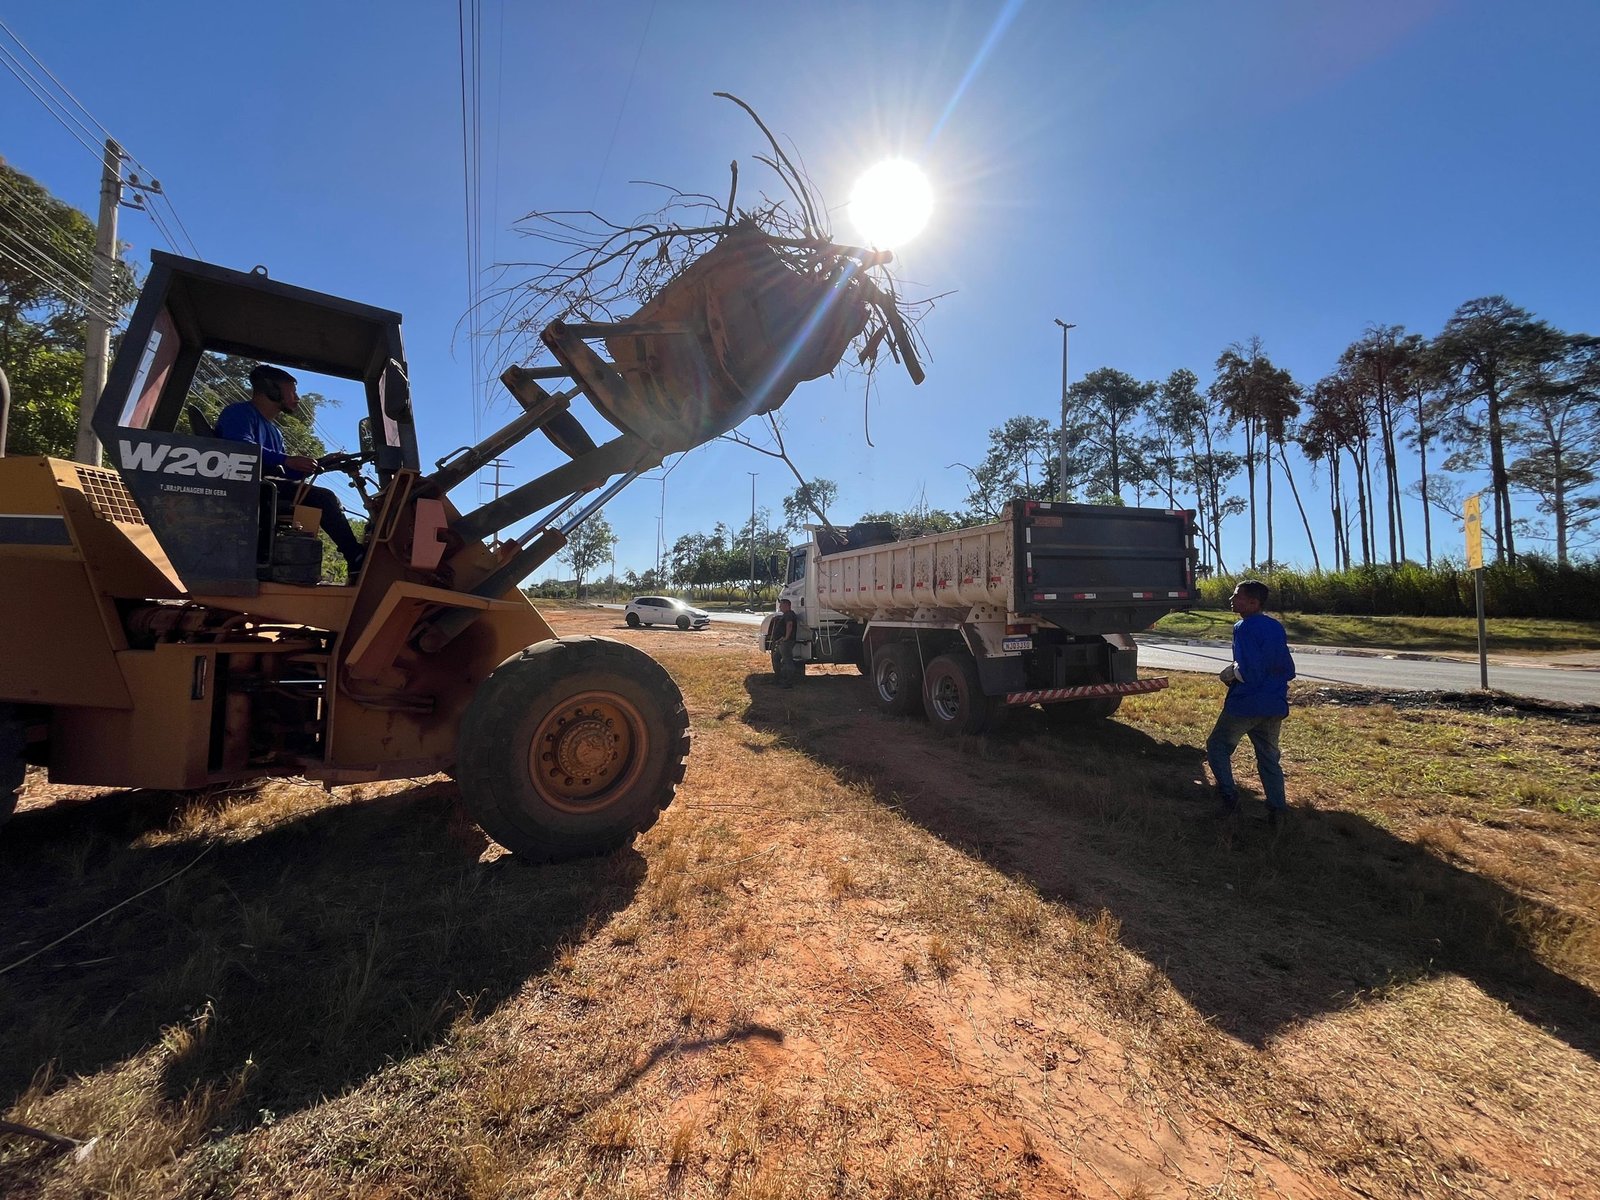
xmin=1464 ymin=494 xmax=1483 ymax=570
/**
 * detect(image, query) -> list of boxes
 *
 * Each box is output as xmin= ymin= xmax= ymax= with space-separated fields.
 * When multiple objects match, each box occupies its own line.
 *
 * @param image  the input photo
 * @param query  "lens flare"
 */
xmin=849 ymin=159 xmax=933 ymax=250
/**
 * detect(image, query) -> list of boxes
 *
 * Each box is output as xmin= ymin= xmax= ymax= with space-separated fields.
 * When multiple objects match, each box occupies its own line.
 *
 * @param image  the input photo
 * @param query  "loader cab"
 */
xmin=93 ymin=250 xmax=421 ymax=595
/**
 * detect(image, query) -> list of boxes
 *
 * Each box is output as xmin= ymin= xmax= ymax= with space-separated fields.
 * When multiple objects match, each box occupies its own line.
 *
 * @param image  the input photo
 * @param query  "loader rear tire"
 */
xmin=871 ymin=643 xmax=922 ymax=716
xmin=455 ymin=636 xmax=689 ymax=861
xmin=1 ymin=706 xmax=24 ymax=826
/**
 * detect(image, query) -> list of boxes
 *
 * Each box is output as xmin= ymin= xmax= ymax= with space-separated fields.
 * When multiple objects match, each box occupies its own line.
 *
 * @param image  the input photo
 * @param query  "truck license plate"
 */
xmin=1002 ymin=636 xmax=1032 ymax=652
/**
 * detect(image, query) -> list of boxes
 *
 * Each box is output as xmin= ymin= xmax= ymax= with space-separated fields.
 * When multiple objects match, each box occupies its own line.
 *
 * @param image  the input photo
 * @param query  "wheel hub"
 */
xmin=530 ymin=697 xmax=638 ymax=810
xmin=878 ymin=663 xmax=900 ymax=700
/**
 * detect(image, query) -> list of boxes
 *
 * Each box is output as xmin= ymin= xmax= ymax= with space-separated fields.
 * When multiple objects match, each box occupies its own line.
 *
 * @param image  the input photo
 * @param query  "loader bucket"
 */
xmin=555 ymin=225 xmax=875 ymax=454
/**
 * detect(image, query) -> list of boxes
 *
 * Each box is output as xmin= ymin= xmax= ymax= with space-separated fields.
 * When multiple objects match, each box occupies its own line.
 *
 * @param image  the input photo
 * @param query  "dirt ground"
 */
xmin=3 ymin=606 xmax=1598 ymax=1199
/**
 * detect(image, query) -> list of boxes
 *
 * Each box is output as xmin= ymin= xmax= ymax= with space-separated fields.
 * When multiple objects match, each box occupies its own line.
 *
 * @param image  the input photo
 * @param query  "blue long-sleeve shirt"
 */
xmin=215 ymin=402 xmax=304 ymax=478
xmin=1225 ymin=612 xmax=1296 ymax=717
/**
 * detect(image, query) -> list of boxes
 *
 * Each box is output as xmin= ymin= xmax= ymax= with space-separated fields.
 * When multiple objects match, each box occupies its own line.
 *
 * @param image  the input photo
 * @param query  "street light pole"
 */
xmin=747 ymin=471 xmax=758 ymax=606
xmin=1054 ymin=318 xmax=1076 ymax=502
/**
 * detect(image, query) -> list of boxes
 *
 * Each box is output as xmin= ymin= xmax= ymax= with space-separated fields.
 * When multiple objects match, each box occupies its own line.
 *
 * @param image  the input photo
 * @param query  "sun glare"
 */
xmin=849 ymin=159 xmax=933 ymax=250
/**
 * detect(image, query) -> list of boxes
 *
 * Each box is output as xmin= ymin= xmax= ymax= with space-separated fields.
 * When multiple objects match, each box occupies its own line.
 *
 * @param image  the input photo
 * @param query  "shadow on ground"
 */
xmin=742 ymin=670 xmax=1600 ymax=1063
xmin=0 ymin=780 xmax=643 ymax=1122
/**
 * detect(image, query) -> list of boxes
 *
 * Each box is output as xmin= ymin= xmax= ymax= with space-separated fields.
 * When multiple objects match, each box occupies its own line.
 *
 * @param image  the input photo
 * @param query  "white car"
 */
xmin=625 ymin=596 xmax=710 ymax=631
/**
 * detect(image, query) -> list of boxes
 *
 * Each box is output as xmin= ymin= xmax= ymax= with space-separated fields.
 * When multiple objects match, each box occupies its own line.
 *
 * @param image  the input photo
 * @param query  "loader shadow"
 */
xmin=742 ymin=671 xmax=1600 ymax=1062
xmin=0 ymin=778 xmax=643 ymax=1129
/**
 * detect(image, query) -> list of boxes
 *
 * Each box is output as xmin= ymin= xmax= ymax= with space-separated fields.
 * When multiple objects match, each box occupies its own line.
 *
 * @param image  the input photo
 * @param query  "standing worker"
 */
xmin=1207 ymin=579 xmax=1297 ymax=826
xmin=216 ymin=365 xmax=365 ymax=573
xmin=774 ymin=598 xmax=800 ymax=688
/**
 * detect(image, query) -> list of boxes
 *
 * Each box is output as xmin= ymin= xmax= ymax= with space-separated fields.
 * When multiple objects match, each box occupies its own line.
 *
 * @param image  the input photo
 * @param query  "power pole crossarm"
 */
xmin=75 ymin=138 xmax=122 ymax=466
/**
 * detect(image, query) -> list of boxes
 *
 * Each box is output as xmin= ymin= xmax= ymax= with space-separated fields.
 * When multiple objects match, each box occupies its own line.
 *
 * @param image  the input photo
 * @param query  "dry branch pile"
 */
xmin=490 ymin=93 xmax=928 ymax=436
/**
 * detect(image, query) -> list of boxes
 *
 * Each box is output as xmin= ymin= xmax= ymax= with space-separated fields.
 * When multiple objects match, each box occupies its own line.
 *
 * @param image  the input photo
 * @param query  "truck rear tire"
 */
xmin=871 ymin=643 xmax=922 ymax=716
xmin=770 ymin=648 xmax=805 ymax=678
xmin=1042 ymin=695 xmax=1123 ymax=725
xmin=922 ymin=653 xmax=999 ymax=736
xmin=455 ymin=636 xmax=690 ymax=860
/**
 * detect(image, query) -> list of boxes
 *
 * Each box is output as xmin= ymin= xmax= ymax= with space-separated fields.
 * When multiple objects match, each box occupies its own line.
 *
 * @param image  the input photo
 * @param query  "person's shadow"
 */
xmin=742 ymin=670 xmax=1600 ymax=1061
xmin=0 ymin=779 xmax=644 ymax=1135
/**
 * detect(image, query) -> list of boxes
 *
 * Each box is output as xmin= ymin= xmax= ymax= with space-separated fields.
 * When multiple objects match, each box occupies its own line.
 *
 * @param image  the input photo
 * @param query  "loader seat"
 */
xmin=186 ymin=404 xmax=217 ymax=438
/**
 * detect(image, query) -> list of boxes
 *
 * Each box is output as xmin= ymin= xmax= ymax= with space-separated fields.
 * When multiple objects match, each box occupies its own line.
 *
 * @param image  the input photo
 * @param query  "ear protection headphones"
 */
xmin=249 ymin=366 xmax=287 ymax=405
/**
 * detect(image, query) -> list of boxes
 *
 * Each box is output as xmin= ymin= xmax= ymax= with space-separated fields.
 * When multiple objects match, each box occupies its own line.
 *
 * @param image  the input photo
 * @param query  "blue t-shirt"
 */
xmin=1225 ymin=612 xmax=1296 ymax=717
xmin=215 ymin=402 xmax=304 ymax=478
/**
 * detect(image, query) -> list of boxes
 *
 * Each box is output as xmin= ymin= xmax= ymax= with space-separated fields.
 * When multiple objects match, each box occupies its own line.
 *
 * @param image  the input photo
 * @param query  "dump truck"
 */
xmin=0 ymin=229 xmax=921 ymax=855
xmin=760 ymin=501 xmax=1198 ymax=735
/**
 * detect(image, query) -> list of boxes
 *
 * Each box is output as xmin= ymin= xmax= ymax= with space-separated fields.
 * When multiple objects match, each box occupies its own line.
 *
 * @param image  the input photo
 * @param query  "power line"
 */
xmin=0 ymin=41 xmax=102 ymax=157
xmin=0 ymin=18 xmax=115 ymax=146
xmin=0 ymin=19 xmax=202 ymax=263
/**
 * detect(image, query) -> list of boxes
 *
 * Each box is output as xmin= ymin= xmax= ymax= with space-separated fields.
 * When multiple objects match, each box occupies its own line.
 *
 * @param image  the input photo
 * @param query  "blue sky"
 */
xmin=5 ymin=0 xmax=1597 ymax=576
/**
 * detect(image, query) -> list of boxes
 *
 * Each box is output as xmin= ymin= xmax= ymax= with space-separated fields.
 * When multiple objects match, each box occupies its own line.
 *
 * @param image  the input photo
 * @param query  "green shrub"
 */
xmin=1198 ymin=557 xmax=1600 ymax=620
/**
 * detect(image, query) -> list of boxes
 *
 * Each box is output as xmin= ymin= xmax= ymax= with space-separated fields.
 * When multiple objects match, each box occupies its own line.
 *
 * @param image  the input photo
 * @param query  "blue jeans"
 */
xmin=1206 ymin=712 xmax=1286 ymax=812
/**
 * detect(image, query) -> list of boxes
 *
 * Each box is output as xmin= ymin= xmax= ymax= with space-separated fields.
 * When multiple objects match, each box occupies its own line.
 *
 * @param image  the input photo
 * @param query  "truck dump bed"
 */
xmin=815 ymin=500 xmax=1197 ymax=634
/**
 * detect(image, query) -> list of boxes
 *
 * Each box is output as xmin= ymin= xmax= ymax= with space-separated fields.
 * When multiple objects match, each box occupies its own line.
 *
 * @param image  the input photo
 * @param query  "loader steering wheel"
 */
xmin=307 ymin=450 xmax=381 ymax=511
xmin=313 ymin=450 xmax=377 ymax=478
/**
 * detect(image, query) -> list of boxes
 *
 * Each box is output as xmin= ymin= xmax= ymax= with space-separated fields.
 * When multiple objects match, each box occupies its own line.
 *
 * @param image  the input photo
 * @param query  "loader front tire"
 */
xmin=456 ymin=636 xmax=689 ymax=861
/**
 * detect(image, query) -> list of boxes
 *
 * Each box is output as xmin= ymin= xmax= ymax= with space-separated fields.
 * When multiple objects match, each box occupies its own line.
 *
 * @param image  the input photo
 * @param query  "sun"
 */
xmin=849 ymin=159 xmax=934 ymax=250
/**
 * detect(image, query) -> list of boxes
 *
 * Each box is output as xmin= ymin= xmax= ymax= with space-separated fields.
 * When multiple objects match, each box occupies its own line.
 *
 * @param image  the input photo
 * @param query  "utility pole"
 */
xmin=747 ymin=471 xmax=758 ymax=606
xmin=657 ymin=476 xmax=667 ymax=584
xmin=1054 ymin=318 xmax=1076 ymax=502
xmin=76 ymin=138 xmax=123 ymax=466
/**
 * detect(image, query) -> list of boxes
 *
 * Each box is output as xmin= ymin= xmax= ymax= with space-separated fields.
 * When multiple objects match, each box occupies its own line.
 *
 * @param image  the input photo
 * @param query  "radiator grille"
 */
xmin=75 ymin=466 xmax=147 ymax=525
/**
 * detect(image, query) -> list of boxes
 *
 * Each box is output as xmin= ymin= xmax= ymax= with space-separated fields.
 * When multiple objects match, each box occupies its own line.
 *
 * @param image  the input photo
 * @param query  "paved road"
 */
xmin=595 ymin=603 xmax=765 ymax=627
xmin=1137 ymin=638 xmax=1600 ymax=706
xmin=591 ymin=606 xmax=1599 ymax=705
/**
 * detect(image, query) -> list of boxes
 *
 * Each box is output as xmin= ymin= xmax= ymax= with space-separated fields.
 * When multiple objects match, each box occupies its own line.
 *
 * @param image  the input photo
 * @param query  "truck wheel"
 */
xmin=922 ymin=653 xmax=998 ymax=736
xmin=1 ymin=705 xmax=25 ymax=826
xmin=455 ymin=636 xmax=690 ymax=861
xmin=1042 ymin=695 xmax=1123 ymax=725
xmin=871 ymin=643 xmax=922 ymax=716
xmin=626 ymin=611 xmax=641 ymax=628
xmin=769 ymin=648 xmax=806 ymax=678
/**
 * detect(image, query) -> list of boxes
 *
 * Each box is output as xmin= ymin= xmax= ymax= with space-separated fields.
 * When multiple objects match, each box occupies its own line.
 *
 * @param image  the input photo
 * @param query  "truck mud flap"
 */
xmin=1005 ymin=677 xmax=1169 ymax=707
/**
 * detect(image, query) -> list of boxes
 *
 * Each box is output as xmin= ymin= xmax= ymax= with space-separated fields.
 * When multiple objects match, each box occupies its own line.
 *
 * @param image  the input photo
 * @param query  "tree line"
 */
xmin=950 ymin=305 xmax=1597 ymax=572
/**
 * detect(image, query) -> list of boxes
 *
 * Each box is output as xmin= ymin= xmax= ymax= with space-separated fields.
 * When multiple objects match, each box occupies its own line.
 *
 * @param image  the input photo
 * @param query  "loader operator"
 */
xmin=216 ymin=365 xmax=365 ymax=573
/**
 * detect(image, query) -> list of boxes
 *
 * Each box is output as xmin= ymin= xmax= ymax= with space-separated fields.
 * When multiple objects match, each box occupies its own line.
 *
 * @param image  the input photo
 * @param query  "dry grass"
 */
xmin=2 ymin=610 xmax=1598 ymax=1198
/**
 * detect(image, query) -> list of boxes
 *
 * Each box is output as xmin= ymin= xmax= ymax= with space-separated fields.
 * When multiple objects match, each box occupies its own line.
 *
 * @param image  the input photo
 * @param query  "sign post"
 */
xmin=1464 ymin=495 xmax=1488 ymax=690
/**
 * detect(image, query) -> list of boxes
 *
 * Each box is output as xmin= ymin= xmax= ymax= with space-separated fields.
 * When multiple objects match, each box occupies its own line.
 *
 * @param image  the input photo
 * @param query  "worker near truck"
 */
xmin=774 ymin=598 xmax=800 ymax=687
xmin=216 ymin=365 xmax=366 ymax=572
xmin=1206 ymin=579 xmax=1296 ymax=825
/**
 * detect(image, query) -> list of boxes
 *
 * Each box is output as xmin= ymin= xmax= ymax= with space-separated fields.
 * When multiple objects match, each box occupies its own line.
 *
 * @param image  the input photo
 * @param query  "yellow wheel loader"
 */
xmin=0 ymin=237 xmax=921 ymax=855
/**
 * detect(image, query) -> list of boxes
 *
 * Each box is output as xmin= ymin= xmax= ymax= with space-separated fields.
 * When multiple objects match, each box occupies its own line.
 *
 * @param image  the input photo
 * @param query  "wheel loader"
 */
xmin=0 ymin=231 xmax=921 ymax=856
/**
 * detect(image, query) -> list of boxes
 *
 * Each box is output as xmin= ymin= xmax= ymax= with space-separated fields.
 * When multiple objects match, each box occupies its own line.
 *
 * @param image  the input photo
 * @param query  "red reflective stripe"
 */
xmin=1004 ymin=678 xmax=1169 ymax=706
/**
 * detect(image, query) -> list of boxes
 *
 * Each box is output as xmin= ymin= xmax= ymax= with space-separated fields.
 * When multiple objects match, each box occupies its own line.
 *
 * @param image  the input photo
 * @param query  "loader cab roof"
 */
xmin=94 ymin=250 xmax=419 ymax=474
